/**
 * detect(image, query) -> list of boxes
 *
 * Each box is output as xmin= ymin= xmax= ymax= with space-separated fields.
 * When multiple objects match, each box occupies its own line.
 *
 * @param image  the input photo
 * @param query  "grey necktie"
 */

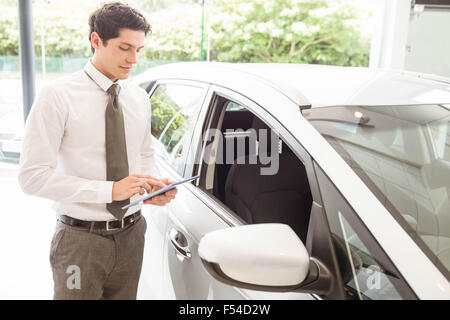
xmin=105 ymin=83 xmax=130 ymax=220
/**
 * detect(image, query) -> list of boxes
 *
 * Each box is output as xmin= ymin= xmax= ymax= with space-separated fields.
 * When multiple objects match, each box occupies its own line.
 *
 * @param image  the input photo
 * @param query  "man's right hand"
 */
xmin=111 ymin=174 xmax=166 ymax=201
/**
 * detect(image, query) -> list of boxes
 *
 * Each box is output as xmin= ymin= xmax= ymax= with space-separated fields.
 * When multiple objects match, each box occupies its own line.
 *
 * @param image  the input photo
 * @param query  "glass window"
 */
xmin=305 ymin=105 xmax=450 ymax=279
xmin=428 ymin=115 xmax=450 ymax=161
xmin=315 ymin=163 xmax=415 ymax=300
xmin=226 ymin=101 xmax=246 ymax=111
xmin=150 ymin=83 xmax=204 ymax=175
xmin=138 ymin=81 xmax=151 ymax=91
xmin=0 ymin=1 xmax=22 ymax=164
xmin=198 ymin=96 xmax=313 ymax=243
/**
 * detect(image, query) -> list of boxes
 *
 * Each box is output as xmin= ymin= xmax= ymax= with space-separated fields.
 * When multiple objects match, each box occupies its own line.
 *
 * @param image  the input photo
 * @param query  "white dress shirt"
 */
xmin=18 ymin=60 xmax=160 ymax=221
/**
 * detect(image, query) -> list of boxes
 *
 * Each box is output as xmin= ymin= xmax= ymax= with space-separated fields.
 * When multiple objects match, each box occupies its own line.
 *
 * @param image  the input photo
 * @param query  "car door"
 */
xmin=159 ymin=86 xmax=248 ymax=299
xmin=137 ymin=80 xmax=208 ymax=299
xmin=162 ymin=85 xmax=319 ymax=300
xmin=312 ymin=162 xmax=418 ymax=299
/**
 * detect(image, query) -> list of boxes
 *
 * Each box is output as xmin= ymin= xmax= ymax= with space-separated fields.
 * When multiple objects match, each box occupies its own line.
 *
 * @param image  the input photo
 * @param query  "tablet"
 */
xmin=121 ymin=175 xmax=200 ymax=210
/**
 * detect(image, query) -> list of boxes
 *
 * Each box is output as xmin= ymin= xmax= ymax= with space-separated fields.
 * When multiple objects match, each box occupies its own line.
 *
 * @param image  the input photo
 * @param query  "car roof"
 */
xmin=133 ymin=62 xmax=450 ymax=108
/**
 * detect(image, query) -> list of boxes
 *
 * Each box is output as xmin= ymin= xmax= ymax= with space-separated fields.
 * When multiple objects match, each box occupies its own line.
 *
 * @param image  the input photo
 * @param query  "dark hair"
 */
xmin=88 ymin=2 xmax=151 ymax=53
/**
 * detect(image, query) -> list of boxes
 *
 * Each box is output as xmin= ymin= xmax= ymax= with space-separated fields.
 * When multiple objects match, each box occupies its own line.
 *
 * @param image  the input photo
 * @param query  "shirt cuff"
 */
xmin=98 ymin=180 xmax=115 ymax=204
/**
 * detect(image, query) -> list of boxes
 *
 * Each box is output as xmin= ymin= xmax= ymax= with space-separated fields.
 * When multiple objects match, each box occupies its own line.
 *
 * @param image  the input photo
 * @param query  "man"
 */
xmin=18 ymin=2 xmax=176 ymax=299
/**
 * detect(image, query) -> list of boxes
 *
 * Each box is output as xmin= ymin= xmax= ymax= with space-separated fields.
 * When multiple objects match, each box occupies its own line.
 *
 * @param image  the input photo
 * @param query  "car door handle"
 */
xmin=167 ymin=228 xmax=192 ymax=260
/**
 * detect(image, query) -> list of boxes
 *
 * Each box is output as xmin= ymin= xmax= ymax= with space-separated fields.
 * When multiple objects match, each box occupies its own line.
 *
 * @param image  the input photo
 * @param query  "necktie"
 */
xmin=105 ymin=83 xmax=130 ymax=220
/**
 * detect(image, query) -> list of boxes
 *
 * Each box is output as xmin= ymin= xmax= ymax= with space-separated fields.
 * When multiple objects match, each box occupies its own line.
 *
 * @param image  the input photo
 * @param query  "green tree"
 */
xmin=143 ymin=3 xmax=203 ymax=61
xmin=0 ymin=0 xmax=371 ymax=67
xmin=33 ymin=0 xmax=96 ymax=57
xmin=150 ymin=85 xmax=186 ymax=152
xmin=0 ymin=0 xmax=96 ymax=56
xmin=208 ymin=0 xmax=370 ymax=66
xmin=0 ymin=5 xmax=19 ymax=55
xmin=130 ymin=0 xmax=202 ymax=12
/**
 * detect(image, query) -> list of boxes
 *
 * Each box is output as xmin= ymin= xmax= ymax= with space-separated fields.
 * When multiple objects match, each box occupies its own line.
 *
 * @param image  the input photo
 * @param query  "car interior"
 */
xmin=201 ymin=98 xmax=313 ymax=244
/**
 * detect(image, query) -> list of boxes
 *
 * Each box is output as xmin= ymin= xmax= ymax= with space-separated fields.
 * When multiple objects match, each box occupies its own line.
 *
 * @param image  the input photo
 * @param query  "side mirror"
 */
xmin=198 ymin=224 xmax=332 ymax=294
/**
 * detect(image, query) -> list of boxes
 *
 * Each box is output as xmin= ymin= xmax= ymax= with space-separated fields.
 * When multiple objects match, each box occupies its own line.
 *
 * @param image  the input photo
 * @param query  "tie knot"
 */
xmin=107 ymin=83 xmax=120 ymax=96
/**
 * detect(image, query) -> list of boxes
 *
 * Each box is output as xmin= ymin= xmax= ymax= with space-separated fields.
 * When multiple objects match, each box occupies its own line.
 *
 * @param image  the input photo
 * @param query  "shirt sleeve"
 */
xmin=139 ymin=94 xmax=162 ymax=179
xmin=18 ymin=85 xmax=114 ymax=203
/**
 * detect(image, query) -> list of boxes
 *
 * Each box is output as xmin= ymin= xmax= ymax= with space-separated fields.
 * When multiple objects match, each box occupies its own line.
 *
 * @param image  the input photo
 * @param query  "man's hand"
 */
xmin=143 ymin=177 xmax=177 ymax=206
xmin=112 ymin=174 xmax=165 ymax=201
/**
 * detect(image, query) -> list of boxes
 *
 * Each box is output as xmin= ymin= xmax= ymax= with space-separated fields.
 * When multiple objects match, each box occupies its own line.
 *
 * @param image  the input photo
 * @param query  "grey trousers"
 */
xmin=49 ymin=214 xmax=147 ymax=300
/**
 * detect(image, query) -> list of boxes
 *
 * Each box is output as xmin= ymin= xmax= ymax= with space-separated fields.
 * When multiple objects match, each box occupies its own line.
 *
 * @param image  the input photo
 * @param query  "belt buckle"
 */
xmin=106 ymin=219 xmax=124 ymax=231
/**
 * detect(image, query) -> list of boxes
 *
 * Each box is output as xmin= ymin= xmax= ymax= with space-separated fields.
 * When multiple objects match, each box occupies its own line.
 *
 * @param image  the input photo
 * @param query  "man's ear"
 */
xmin=90 ymin=32 xmax=102 ymax=51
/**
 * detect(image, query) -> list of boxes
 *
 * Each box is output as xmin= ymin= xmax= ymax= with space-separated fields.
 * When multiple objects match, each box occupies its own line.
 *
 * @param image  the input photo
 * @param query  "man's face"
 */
xmin=92 ymin=28 xmax=145 ymax=82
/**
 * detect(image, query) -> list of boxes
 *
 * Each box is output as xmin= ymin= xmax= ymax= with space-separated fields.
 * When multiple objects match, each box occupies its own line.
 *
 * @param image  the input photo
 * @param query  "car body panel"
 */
xmin=154 ymin=159 xmax=315 ymax=300
xmin=133 ymin=62 xmax=450 ymax=108
xmin=134 ymin=62 xmax=450 ymax=299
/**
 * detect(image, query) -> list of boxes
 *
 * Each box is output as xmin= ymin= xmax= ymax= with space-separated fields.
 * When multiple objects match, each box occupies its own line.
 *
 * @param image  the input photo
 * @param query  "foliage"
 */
xmin=208 ymin=0 xmax=370 ymax=66
xmin=0 ymin=0 xmax=371 ymax=66
xmin=131 ymin=0 xmax=202 ymax=12
xmin=33 ymin=1 xmax=93 ymax=57
xmin=0 ymin=0 xmax=96 ymax=56
xmin=150 ymin=85 xmax=186 ymax=151
xmin=143 ymin=3 xmax=203 ymax=61
xmin=0 ymin=6 xmax=19 ymax=55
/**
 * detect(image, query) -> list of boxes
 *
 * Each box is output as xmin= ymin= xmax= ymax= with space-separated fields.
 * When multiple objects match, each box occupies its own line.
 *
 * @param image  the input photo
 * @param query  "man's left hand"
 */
xmin=143 ymin=178 xmax=177 ymax=206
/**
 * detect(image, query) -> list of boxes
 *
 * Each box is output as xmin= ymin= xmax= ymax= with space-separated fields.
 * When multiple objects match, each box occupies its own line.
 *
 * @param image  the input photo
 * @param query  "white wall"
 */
xmin=405 ymin=7 xmax=450 ymax=77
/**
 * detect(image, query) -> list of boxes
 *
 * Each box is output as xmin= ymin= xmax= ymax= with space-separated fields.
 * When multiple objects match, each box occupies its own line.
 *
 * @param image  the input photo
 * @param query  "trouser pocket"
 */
xmin=49 ymin=223 xmax=66 ymax=267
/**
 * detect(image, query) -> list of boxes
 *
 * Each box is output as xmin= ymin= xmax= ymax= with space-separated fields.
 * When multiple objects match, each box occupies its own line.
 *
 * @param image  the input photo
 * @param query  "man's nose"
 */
xmin=127 ymin=50 xmax=138 ymax=64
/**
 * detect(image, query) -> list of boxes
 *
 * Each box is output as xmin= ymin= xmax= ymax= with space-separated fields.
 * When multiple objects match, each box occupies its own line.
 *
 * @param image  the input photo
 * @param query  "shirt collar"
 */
xmin=83 ymin=59 xmax=123 ymax=92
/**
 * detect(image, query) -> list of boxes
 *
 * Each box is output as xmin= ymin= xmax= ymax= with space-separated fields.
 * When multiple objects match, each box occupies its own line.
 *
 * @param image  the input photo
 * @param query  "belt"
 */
xmin=58 ymin=210 xmax=141 ymax=231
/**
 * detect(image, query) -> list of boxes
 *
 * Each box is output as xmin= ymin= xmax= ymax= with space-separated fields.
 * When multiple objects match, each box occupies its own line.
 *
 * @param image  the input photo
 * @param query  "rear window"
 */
xmin=304 ymin=104 xmax=450 ymax=279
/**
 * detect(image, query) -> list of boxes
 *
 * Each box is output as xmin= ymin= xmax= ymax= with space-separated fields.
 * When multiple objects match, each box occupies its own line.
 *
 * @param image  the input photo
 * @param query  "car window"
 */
xmin=150 ymin=83 xmax=205 ymax=175
xmin=314 ymin=163 xmax=416 ymax=300
xmin=428 ymin=115 xmax=450 ymax=160
xmin=198 ymin=97 xmax=313 ymax=243
xmin=304 ymin=105 xmax=450 ymax=280
xmin=138 ymin=81 xmax=150 ymax=91
xmin=226 ymin=101 xmax=246 ymax=111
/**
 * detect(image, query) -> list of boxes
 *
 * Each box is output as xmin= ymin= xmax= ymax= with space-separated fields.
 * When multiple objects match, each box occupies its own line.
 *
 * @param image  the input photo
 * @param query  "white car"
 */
xmin=133 ymin=62 xmax=450 ymax=300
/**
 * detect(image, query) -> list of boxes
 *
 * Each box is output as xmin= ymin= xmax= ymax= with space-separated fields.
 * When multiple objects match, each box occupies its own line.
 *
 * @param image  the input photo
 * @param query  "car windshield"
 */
xmin=304 ymin=104 xmax=450 ymax=278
